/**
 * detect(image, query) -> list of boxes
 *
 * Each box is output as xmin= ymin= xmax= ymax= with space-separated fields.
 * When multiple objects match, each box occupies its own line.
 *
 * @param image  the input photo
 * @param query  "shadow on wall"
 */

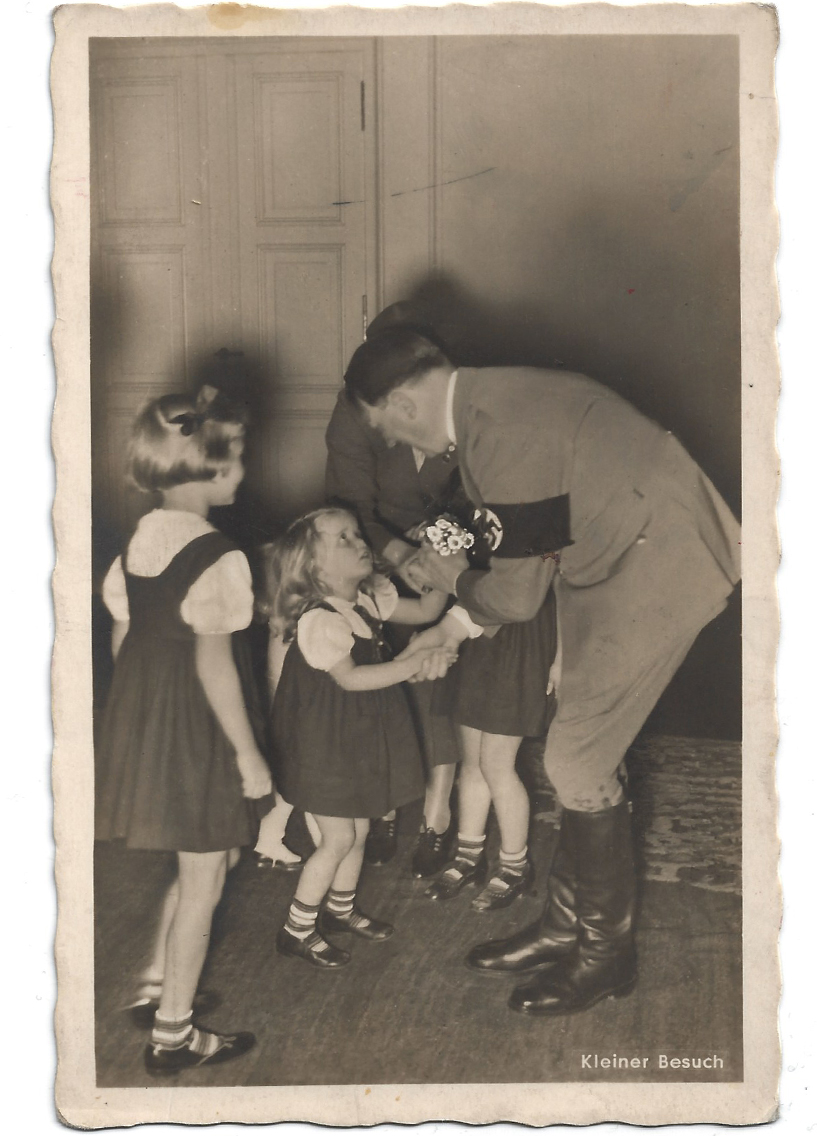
xmin=186 ymin=347 xmax=290 ymax=549
xmin=396 ymin=268 xmax=740 ymax=520
xmin=378 ymin=273 xmax=742 ymax=741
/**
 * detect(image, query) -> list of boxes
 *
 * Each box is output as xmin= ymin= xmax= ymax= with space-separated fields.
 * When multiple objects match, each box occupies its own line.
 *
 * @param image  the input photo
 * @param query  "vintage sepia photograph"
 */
xmin=50 ymin=2 xmax=780 ymax=1127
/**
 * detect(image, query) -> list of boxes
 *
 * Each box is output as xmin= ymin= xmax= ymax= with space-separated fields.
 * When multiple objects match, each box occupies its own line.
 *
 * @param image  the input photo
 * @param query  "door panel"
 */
xmin=230 ymin=43 xmax=373 ymax=517
xmin=90 ymin=38 xmax=376 ymax=533
xmin=90 ymin=49 xmax=211 ymax=533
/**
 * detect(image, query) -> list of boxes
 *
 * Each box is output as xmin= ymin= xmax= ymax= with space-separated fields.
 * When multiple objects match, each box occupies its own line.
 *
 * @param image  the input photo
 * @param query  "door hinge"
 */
xmin=360 ymin=81 xmax=366 ymax=131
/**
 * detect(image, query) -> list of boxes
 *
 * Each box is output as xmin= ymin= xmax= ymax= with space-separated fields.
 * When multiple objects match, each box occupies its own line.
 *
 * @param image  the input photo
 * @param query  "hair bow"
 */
xmin=168 ymin=411 xmax=202 ymax=435
xmin=168 ymin=385 xmax=221 ymax=434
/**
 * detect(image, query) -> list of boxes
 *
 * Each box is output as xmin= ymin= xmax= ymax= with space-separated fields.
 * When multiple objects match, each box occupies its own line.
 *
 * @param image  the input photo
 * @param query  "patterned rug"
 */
xmin=527 ymin=734 xmax=742 ymax=895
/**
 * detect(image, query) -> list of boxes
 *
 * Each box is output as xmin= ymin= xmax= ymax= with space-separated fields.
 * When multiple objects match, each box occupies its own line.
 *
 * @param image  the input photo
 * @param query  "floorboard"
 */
xmin=94 ymin=739 xmax=743 ymax=1088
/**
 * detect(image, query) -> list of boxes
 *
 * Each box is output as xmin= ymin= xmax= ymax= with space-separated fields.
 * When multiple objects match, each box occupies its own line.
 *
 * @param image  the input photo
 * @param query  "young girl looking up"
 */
xmin=96 ymin=388 xmax=274 ymax=1075
xmin=261 ymin=508 xmax=468 ymax=969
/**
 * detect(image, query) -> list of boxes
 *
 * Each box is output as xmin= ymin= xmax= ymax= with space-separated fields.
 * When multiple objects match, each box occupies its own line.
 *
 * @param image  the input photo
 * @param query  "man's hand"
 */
xmin=397 ymin=625 xmax=462 ymax=681
xmin=405 ymin=543 xmax=470 ymax=596
xmin=415 ymin=646 xmax=458 ymax=681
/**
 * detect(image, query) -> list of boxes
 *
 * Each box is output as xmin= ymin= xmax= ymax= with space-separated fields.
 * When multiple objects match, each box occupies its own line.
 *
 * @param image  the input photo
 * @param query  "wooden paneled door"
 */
xmin=90 ymin=38 xmax=377 ymax=533
xmin=90 ymin=45 xmax=214 ymax=534
xmin=229 ymin=42 xmax=376 ymax=518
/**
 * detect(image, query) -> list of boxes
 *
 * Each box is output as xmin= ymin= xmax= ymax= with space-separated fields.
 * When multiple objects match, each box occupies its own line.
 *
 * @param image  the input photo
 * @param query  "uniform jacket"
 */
xmin=452 ymin=367 xmax=741 ymax=627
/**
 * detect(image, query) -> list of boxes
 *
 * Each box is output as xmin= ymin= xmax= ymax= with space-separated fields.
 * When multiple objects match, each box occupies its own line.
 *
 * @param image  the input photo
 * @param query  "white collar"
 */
xmin=323 ymin=590 xmax=375 ymax=636
xmin=445 ymin=369 xmax=459 ymax=447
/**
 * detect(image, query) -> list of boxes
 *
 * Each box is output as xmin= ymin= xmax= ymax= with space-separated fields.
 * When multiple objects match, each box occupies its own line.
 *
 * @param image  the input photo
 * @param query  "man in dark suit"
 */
xmin=325 ymin=311 xmax=462 ymax=876
xmin=343 ymin=326 xmax=740 ymax=1017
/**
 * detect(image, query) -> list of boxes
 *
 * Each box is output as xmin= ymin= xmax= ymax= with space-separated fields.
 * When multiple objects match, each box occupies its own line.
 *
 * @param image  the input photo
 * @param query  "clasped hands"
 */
xmin=395 ymin=628 xmax=460 ymax=683
xmin=392 ymin=532 xmax=471 ymax=682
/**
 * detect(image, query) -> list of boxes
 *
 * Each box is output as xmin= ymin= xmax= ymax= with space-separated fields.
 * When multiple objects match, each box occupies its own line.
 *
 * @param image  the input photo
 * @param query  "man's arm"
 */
xmin=454 ymin=401 xmax=567 ymax=624
xmin=324 ymin=395 xmax=396 ymax=556
xmin=455 ymin=556 xmax=557 ymax=626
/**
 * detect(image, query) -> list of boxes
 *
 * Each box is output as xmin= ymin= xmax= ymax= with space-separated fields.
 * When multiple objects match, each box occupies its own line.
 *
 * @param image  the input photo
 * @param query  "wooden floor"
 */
xmin=94 ymin=768 xmax=742 ymax=1088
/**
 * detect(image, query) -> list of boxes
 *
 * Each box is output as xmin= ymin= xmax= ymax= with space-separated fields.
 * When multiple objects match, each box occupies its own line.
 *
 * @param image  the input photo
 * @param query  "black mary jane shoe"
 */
xmin=275 ymin=926 xmax=351 ymax=969
xmin=320 ymin=907 xmax=394 ymax=941
xmin=144 ymin=1026 xmax=256 ymax=1075
xmin=411 ymin=825 xmax=453 ymax=879
xmin=471 ymin=861 xmax=535 ymax=913
xmin=364 ymin=817 xmax=399 ymax=865
xmin=425 ymin=854 xmax=488 ymax=901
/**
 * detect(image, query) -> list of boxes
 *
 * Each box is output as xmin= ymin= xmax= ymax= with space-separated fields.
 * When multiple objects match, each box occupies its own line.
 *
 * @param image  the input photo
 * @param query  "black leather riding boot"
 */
xmin=465 ymin=821 xmax=578 ymax=974
xmin=508 ymin=800 xmax=637 ymax=1014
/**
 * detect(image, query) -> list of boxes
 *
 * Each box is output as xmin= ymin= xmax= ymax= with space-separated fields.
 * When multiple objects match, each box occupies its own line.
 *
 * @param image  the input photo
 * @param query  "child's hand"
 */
xmin=398 ymin=625 xmax=447 ymax=657
xmin=407 ymin=646 xmax=458 ymax=682
xmin=236 ymin=750 xmax=273 ymax=799
xmin=397 ymin=645 xmax=443 ymax=679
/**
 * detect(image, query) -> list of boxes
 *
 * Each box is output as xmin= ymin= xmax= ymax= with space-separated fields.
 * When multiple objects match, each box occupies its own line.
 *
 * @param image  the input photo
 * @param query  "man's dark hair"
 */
xmin=343 ymin=326 xmax=450 ymax=407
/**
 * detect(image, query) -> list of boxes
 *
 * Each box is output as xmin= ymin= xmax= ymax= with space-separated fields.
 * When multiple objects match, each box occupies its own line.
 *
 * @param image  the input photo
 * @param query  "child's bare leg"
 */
xmin=423 ymin=762 xmax=457 ymax=834
xmin=472 ymin=732 xmax=532 ymax=912
xmin=295 ymin=816 xmax=356 ymax=906
xmin=425 ymin=728 xmax=489 ymax=900
xmin=137 ymin=879 xmax=179 ymax=987
xmin=157 ymin=850 xmax=228 ymax=1022
xmin=478 ymin=732 xmax=527 ymax=854
xmin=322 ymin=820 xmax=393 ymax=940
xmin=457 ymin=725 xmax=492 ymax=839
xmin=304 ymin=811 xmax=322 ymax=847
xmin=330 ymin=817 xmax=369 ymax=893
xmin=278 ymin=817 xmax=356 ymax=967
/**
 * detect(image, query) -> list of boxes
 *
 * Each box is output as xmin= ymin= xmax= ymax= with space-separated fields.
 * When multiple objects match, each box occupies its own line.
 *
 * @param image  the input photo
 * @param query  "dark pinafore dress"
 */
xmin=434 ymin=589 xmax=557 ymax=737
xmin=430 ymin=465 xmax=558 ymax=738
xmin=95 ymin=531 xmax=273 ymax=853
xmin=273 ymin=600 xmax=425 ymax=818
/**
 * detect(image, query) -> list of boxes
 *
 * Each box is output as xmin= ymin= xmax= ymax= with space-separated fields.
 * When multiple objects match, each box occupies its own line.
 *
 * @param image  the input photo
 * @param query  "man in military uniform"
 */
xmin=343 ymin=326 xmax=740 ymax=1017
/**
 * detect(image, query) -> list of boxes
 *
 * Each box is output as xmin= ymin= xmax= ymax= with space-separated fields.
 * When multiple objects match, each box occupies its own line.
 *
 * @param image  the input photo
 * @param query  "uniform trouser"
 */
xmin=544 ymin=502 xmax=737 ymax=813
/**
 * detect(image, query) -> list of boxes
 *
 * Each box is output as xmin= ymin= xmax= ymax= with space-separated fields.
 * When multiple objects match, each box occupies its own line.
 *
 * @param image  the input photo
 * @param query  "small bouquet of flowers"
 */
xmin=422 ymin=514 xmax=477 ymax=557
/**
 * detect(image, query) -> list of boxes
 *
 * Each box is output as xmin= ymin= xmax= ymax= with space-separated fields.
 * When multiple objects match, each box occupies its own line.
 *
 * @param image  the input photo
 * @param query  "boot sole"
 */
xmin=509 ymin=976 xmax=637 ymax=1015
xmin=465 ymin=956 xmax=566 ymax=977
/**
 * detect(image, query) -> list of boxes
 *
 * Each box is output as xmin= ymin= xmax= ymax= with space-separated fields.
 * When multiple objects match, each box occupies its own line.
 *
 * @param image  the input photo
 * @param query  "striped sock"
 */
xmin=151 ymin=1012 xmax=193 ymax=1051
xmin=456 ymin=835 xmax=486 ymax=866
xmin=499 ymin=846 xmax=528 ymax=878
xmin=187 ymin=1027 xmax=221 ymax=1058
xmin=440 ymin=834 xmax=486 ymax=881
xmin=477 ymin=846 xmax=530 ymax=901
xmin=326 ymin=889 xmax=356 ymax=917
xmin=285 ymin=897 xmax=320 ymax=940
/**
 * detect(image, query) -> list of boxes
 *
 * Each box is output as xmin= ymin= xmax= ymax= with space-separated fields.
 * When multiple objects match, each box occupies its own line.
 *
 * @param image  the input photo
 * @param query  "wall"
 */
xmin=379 ymin=36 xmax=741 ymax=736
